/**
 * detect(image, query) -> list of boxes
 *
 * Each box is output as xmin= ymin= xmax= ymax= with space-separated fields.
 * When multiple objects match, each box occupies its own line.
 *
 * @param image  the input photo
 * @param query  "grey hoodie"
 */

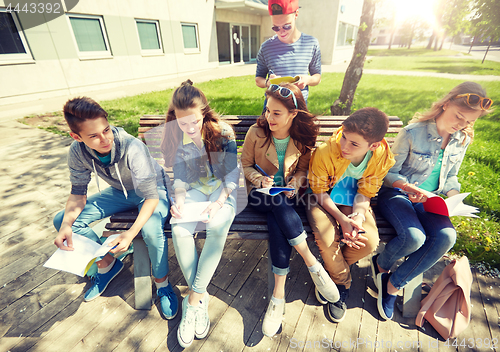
xmin=68 ymin=126 xmax=168 ymax=199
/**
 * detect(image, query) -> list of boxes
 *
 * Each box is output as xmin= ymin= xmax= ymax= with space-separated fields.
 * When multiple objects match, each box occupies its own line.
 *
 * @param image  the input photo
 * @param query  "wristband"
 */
xmin=215 ymin=200 xmax=224 ymax=208
xmin=348 ymin=212 xmax=366 ymax=222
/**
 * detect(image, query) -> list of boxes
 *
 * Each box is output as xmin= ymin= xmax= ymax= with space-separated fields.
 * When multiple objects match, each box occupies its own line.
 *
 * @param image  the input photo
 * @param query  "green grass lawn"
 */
xmin=365 ymin=56 xmax=500 ymax=76
xmin=32 ymin=65 xmax=500 ymax=268
xmin=367 ymin=47 xmax=465 ymax=57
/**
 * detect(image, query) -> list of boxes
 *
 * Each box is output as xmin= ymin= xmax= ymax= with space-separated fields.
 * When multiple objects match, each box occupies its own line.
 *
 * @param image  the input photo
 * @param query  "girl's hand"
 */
xmin=402 ymin=183 xmax=428 ymax=203
xmin=339 ymin=217 xmax=367 ymax=250
xmin=170 ymin=202 xmax=184 ymax=218
xmin=284 ymin=182 xmax=297 ymax=199
xmin=201 ymin=201 xmax=223 ymax=223
xmin=261 ymin=176 xmax=274 ymax=188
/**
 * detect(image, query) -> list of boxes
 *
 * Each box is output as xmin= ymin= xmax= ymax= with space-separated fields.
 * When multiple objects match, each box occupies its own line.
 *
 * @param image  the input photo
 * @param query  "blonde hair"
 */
xmin=160 ymin=80 xmax=228 ymax=167
xmin=410 ymin=81 xmax=492 ymax=144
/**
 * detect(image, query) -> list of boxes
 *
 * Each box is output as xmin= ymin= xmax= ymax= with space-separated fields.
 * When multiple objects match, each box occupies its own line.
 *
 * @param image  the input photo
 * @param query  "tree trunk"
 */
xmin=439 ymin=35 xmax=445 ymax=50
xmin=482 ymin=41 xmax=491 ymax=63
xmin=388 ymin=29 xmax=395 ymax=49
xmin=427 ymin=31 xmax=435 ymax=49
xmin=331 ymin=0 xmax=376 ymax=116
xmin=468 ymin=37 xmax=474 ymax=54
xmin=408 ymin=24 xmax=415 ymax=49
xmin=434 ymin=35 xmax=439 ymax=50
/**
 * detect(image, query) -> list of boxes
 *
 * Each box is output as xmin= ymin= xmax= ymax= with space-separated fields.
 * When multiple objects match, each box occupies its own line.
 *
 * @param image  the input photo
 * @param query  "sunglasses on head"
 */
xmin=455 ymin=93 xmax=493 ymax=110
xmin=269 ymin=84 xmax=298 ymax=109
xmin=271 ymin=23 xmax=292 ymax=32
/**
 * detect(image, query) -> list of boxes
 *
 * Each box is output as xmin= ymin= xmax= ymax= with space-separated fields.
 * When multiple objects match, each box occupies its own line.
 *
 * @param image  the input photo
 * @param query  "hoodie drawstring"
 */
xmin=114 ymin=164 xmax=128 ymax=199
xmin=92 ymin=159 xmax=102 ymax=195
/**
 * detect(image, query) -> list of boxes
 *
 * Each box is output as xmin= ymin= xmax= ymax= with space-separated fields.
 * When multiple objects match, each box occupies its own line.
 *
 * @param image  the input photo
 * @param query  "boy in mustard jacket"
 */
xmin=306 ymin=107 xmax=395 ymax=322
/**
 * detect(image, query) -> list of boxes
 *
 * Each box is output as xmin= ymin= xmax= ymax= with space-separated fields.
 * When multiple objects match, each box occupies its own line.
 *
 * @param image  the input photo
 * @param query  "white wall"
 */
xmin=0 ymin=0 xmax=218 ymax=105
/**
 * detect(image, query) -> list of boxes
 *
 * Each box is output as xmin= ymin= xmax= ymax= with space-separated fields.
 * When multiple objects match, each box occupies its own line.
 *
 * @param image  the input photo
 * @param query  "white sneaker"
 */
xmin=194 ymin=292 xmax=210 ymax=339
xmin=309 ymin=265 xmax=340 ymax=303
xmin=177 ymin=296 xmax=196 ymax=348
xmin=262 ymin=297 xmax=285 ymax=337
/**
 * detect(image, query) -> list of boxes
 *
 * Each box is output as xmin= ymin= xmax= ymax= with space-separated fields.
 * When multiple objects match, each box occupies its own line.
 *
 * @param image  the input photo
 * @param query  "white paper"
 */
xmin=170 ymin=201 xmax=211 ymax=224
xmin=43 ymin=233 xmax=120 ymax=277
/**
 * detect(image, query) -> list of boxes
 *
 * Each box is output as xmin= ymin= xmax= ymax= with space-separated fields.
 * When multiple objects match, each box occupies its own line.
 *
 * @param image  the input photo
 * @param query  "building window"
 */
xmin=181 ymin=23 xmax=199 ymax=52
xmin=68 ymin=14 xmax=111 ymax=59
xmin=0 ymin=9 xmax=34 ymax=64
xmin=336 ymin=21 xmax=357 ymax=47
xmin=136 ymin=19 xmax=163 ymax=55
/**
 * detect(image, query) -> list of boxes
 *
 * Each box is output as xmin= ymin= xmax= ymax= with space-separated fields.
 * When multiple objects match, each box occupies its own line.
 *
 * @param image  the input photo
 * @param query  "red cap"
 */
xmin=268 ymin=0 xmax=299 ymax=15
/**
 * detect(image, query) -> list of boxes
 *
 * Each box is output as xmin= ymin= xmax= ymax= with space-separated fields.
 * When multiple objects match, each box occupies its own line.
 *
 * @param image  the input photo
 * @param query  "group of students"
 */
xmin=53 ymin=78 xmax=492 ymax=346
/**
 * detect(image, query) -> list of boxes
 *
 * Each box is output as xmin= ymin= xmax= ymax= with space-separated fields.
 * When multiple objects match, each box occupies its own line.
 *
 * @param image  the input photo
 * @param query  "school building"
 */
xmin=0 ymin=0 xmax=363 ymax=105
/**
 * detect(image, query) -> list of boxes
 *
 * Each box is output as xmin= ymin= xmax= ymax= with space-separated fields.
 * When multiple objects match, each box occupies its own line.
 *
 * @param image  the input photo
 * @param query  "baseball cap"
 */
xmin=268 ymin=0 xmax=299 ymax=15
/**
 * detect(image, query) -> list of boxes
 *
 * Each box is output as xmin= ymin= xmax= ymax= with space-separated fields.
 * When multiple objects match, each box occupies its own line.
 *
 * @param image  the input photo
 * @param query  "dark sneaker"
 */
xmin=157 ymin=282 xmax=178 ymax=320
xmin=327 ymin=286 xmax=349 ymax=323
xmin=370 ymin=253 xmax=380 ymax=290
xmin=377 ymin=273 xmax=397 ymax=320
xmin=84 ymin=260 xmax=124 ymax=301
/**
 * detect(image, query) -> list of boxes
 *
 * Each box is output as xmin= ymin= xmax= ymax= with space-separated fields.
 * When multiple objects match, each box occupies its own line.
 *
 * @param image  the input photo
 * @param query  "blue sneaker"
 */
xmin=84 ymin=259 xmax=124 ymax=302
xmin=377 ymin=273 xmax=397 ymax=320
xmin=157 ymin=282 xmax=178 ymax=320
xmin=315 ymin=287 xmax=328 ymax=305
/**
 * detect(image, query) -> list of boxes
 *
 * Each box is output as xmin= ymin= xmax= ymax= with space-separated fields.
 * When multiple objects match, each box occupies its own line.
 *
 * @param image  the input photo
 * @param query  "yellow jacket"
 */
xmin=241 ymin=124 xmax=311 ymax=194
xmin=308 ymin=127 xmax=395 ymax=198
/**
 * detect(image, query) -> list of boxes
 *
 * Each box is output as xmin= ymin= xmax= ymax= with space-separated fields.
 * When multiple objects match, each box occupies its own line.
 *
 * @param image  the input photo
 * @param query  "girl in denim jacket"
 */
xmin=372 ymin=82 xmax=493 ymax=321
xmin=161 ymin=80 xmax=239 ymax=347
xmin=241 ymin=83 xmax=339 ymax=337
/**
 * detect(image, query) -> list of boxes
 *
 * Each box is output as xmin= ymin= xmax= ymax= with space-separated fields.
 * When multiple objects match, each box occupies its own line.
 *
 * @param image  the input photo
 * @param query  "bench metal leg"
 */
xmin=402 ymin=272 xmax=423 ymax=318
xmin=133 ymin=236 xmax=152 ymax=310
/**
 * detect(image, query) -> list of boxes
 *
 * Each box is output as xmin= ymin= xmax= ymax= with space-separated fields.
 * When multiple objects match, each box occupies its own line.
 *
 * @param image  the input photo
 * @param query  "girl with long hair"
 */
xmin=161 ymin=80 xmax=239 ymax=347
xmin=373 ymin=81 xmax=493 ymax=321
xmin=241 ymin=83 xmax=339 ymax=337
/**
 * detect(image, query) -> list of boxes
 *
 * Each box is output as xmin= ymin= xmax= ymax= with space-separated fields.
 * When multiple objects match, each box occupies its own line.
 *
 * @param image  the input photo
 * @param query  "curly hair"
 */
xmin=411 ymin=81 xmax=492 ymax=144
xmin=161 ymin=80 xmax=230 ymax=167
xmin=256 ymin=83 xmax=318 ymax=153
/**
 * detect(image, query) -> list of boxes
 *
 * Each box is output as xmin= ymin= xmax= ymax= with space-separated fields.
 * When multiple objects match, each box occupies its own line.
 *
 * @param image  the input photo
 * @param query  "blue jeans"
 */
xmin=377 ymin=186 xmax=456 ymax=290
xmin=53 ymin=186 xmax=170 ymax=279
xmin=248 ymin=189 xmax=307 ymax=276
xmin=171 ymin=186 xmax=236 ymax=294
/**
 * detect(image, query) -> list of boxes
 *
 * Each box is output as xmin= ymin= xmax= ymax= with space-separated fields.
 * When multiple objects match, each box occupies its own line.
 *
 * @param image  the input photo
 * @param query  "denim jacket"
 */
xmin=172 ymin=121 xmax=239 ymax=192
xmin=384 ymin=119 xmax=470 ymax=196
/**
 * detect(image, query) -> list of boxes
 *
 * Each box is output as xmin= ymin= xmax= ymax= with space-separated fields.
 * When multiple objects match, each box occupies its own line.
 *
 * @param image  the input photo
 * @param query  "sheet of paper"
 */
xmin=170 ymin=201 xmax=212 ymax=224
xmin=43 ymin=233 xmax=119 ymax=277
xmin=256 ymin=187 xmax=295 ymax=196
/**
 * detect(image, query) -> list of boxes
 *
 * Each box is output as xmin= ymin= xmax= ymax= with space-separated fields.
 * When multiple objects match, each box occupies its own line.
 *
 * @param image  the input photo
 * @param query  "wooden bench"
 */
xmin=103 ymin=114 xmax=422 ymax=318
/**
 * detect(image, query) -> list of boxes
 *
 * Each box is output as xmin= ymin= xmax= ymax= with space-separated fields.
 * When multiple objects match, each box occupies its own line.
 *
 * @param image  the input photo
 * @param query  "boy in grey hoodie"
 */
xmin=53 ymin=97 xmax=178 ymax=319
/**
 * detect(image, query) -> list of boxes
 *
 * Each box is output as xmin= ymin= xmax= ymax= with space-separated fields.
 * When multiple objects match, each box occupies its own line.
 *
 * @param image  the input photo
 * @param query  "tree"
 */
xmin=331 ymin=0 xmax=376 ymax=116
xmin=470 ymin=0 xmax=500 ymax=62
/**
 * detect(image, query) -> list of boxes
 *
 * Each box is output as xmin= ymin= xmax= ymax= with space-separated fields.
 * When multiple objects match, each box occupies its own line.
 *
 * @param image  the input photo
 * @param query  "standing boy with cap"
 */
xmin=255 ymin=0 xmax=322 ymax=105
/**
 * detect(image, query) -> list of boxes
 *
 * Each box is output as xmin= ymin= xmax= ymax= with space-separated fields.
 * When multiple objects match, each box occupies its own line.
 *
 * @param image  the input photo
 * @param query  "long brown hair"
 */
xmin=161 ymin=80 xmax=228 ymax=167
xmin=411 ymin=81 xmax=492 ymax=144
xmin=257 ymin=83 xmax=318 ymax=153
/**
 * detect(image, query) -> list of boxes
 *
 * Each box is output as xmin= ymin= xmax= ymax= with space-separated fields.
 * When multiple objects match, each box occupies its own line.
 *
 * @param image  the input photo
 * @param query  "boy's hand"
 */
xmin=109 ymin=231 xmax=134 ymax=254
xmin=339 ymin=217 xmax=367 ymax=250
xmin=295 ymin=75 xmax=308 ymax=90
xmin=261 ymin=176 xmax=274 ymax=188
xmin=54 ymin=225 xmax=74 ymax=251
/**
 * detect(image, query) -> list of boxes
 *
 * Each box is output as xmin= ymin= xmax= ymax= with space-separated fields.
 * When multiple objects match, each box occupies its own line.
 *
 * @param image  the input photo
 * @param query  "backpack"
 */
xmin=415 ymin=256 xmax=473 ymax=340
